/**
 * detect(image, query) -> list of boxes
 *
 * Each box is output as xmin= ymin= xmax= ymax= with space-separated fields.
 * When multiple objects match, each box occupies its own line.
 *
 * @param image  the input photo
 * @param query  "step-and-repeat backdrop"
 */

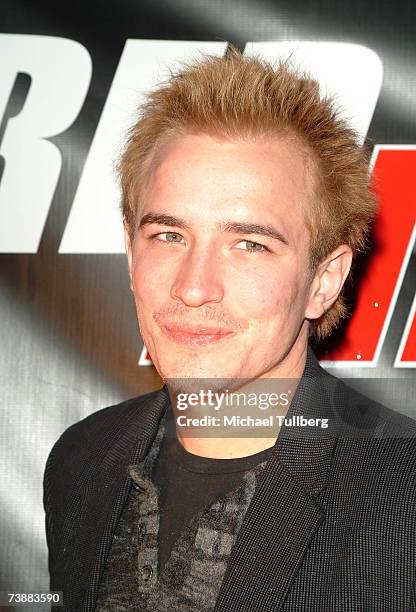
xmin=1 ymin=0 xmax=415 ymax=605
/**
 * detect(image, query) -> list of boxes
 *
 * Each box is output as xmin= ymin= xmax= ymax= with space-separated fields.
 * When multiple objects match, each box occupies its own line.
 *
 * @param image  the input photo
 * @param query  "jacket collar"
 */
xmin=80 ymin=346 xmax=340 ymax=612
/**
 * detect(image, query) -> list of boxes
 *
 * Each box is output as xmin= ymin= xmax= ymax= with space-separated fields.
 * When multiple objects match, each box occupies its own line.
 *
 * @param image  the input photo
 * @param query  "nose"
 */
xmin=170 ymin=244 xmax=224 ymax=307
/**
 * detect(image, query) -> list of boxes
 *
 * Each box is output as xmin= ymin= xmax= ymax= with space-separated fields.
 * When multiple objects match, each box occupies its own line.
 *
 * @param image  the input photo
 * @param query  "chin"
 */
xmin=156 ymin=354 xmax=242 ymax=391
xmin=160 ymin=360 xmax=226 ymax=380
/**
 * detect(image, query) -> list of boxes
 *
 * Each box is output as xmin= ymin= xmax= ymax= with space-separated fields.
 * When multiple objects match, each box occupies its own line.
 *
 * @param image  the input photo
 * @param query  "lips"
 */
xmin=160 ymin=323 xmax=235 ymax=347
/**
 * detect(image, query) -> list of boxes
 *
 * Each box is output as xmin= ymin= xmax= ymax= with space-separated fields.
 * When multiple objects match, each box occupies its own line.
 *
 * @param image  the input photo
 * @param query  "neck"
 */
xmin=168 ymin=334 xmax=309 ymax=459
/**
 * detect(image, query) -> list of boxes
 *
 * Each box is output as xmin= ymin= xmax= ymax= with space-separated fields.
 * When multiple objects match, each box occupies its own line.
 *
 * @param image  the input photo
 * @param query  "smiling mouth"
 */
xmin=160 ymin=324 xmax=235 ymax=347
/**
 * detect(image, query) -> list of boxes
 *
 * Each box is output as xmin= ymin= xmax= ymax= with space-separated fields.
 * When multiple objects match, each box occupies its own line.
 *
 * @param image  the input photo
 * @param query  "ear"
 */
xmin=123 ymin=219 xmax=134 ymax=291
xmin=305 ymin=245 xmax=353 ymax=321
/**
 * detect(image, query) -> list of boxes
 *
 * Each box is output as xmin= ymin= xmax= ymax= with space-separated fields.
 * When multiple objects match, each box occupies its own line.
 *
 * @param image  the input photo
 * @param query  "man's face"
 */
xmin=125 ymin=133 xmax=319 ymax=382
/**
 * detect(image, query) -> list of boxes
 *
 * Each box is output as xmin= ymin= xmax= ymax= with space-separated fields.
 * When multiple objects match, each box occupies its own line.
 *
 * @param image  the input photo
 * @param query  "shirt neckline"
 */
xmin=167 ymin=434 xmax=276 ymax=474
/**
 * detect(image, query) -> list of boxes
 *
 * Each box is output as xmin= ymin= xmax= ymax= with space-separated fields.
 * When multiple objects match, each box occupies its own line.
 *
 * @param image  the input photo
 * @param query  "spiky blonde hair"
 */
xmin=118 ymin=45 xmax=377 ymax=341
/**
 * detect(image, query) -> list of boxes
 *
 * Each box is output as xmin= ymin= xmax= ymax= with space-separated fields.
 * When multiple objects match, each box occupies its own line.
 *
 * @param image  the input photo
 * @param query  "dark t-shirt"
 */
xmin=152 ymin=415 xmax=276 ymax=572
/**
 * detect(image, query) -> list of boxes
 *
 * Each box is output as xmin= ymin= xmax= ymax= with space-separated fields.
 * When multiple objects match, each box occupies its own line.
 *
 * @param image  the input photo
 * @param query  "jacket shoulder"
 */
xmin=43 ymin=388 xmax=166 ymax=511
xmin=338 ymin=378 xmax=416 ymax=438
xmin=46 ymin=389 xmax=163 ymax=469
xmin=329 ymin=379 xmax=416 ymax=491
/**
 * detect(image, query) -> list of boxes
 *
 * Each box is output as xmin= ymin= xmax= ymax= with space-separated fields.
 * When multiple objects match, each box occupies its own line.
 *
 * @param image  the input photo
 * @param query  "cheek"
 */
xmin=131 ymin=248 xmax=169 ymax=303
xmin=230 ymin=264 xmax=303 ymax=323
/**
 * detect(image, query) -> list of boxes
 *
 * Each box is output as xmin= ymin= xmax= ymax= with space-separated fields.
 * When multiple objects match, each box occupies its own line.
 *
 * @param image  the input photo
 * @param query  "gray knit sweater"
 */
xmin=95 ymin=411 xmax=269 ymax=612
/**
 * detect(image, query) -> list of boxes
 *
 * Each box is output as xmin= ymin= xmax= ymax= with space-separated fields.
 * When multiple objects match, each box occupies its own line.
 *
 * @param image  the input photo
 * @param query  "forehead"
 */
xmin=140 ymin=133 xmax=315 ymax=239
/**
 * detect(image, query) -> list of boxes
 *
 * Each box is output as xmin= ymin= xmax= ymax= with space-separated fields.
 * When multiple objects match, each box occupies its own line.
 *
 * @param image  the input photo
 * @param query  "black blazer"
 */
xmin=44 ymin=349 xmax=416 ymax=611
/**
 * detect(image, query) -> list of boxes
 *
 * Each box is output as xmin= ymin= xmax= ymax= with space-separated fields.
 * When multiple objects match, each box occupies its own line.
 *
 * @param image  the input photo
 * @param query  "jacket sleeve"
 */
xmin=42 ymin=427 xmax=78 ymax=591
xmin=43 ymin=440 xmax=59 ymax=588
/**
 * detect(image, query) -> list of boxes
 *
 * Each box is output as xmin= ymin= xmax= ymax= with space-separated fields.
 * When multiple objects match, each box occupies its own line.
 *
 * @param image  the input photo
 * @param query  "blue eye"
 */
xmin=236 ymin=240 xmax=267 ymax=253
xmin=158 ymin=232 xmax=184 ymax=243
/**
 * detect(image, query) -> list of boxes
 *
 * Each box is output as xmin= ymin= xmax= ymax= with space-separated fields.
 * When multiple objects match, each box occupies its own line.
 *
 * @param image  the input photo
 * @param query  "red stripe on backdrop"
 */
xmin=320 ymin=148 xmax=416 ymax=363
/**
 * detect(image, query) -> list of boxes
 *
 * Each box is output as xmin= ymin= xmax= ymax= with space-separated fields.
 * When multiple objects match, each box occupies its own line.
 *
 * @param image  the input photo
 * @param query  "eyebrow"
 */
xmin=221 ymin=221 xmax=289 ymax=246
xmin=138 ymin=213 xmax=289 ymax=246
xmin=139 ymin=213 xmax=190 ymax=231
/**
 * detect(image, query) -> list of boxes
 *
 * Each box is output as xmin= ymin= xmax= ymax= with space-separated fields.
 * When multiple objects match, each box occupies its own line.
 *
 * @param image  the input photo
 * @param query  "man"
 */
xmin=44 ymin=47 xmax=416 ymax=611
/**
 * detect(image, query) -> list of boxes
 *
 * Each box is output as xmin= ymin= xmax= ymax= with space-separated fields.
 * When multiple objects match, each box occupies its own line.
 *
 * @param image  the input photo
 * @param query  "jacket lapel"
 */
xmin=214 ymin=349 xmax=341 ymax=612
xmin=70 ymin=387 xmax=170 ymax=612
